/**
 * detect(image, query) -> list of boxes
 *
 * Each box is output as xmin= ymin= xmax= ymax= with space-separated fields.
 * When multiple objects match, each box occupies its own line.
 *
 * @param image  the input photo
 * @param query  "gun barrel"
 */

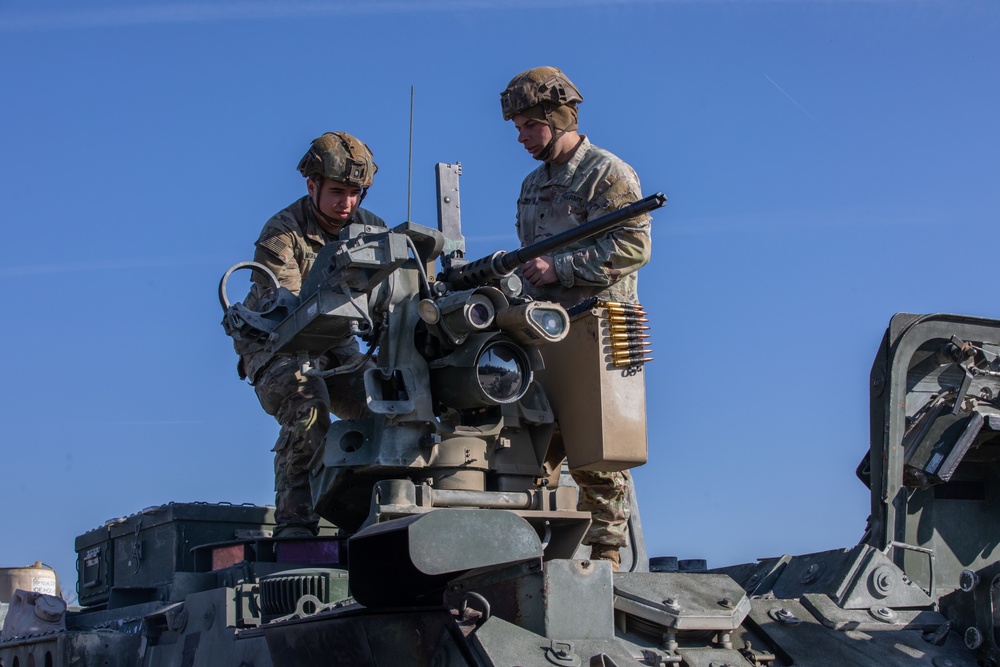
xmin=445 ymin=192 xmax=666 ymax=290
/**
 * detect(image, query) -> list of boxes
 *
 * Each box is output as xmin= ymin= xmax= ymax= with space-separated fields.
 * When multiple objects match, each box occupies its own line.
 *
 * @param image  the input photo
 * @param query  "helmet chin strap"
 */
xmin=536 ymin=130 xmax=565 ymax=163
xmin=536 ymin=110 xmax=568 ymax=163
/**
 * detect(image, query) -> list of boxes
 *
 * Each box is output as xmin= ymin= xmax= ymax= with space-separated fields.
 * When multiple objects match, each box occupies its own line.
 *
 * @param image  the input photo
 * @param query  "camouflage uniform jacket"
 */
xmin=516 ymin=136 xmax=652 ymax=308
xmin=236 ymin=196 xmax=386 ymax=382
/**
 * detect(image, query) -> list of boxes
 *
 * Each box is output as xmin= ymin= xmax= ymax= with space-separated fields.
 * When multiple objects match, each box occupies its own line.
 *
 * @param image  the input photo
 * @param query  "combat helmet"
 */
xmin=500 ymin=66 xmax=583 ymax=121
xmin=297 ymin=131 xmax=377 ymax=188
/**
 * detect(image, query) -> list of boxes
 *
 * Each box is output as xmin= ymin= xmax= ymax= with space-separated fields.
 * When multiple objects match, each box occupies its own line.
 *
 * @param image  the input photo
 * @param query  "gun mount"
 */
xmin=220 ymin=163 xmax=666 ymax=560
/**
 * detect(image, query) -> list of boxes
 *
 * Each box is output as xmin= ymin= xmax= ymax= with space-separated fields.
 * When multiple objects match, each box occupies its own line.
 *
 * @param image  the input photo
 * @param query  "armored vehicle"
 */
xmin=2 ymin=166 xmax=999 ymax=666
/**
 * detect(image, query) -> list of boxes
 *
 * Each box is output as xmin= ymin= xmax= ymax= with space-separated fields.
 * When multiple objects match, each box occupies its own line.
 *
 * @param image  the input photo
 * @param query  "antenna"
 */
xmin=407 ymin=85 xmax=414 ymax=222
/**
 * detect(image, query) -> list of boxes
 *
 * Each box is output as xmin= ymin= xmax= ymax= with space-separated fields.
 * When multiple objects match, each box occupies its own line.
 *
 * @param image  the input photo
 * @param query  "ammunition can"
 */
xmin=536 ymin=307 xmax=648 ymax=471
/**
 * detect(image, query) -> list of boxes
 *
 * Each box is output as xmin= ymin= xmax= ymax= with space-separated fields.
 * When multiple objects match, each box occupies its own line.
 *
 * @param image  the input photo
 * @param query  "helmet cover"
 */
xmin=296 ymin=131 xmax=377 ymax=188
xmin=500 ymin=66 xmax=583 ymax=121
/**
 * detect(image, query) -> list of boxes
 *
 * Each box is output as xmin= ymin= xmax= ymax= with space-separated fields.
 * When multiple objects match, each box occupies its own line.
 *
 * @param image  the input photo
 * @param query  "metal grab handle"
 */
xmin=218 ymin=261 xmax=279 ymax=312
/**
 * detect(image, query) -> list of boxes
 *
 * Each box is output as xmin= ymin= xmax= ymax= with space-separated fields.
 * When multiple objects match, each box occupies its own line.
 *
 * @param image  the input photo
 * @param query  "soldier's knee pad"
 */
xmin=276 ymin=395 xmax=331 ymax=428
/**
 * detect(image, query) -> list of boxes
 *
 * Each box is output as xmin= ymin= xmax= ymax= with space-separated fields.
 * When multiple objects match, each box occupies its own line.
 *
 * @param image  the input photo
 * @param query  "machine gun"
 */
xmin=219 ymin=164 xmax=665 ymax=563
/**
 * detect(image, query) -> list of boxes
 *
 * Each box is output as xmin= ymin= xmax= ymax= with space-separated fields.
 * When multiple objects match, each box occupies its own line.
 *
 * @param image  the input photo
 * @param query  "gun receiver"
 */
xmin=444 ymin=192 xmax=666 ymax=290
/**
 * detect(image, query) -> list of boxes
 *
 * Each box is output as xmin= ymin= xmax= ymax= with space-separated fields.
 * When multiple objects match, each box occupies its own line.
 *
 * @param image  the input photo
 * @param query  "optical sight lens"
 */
xmin=476 ymin=342 xmax=528 ymax=403
xmin=469 ymin=303 xmax=492 ymax=327
xmin=531 ymin=308 xmax=567 ymax=337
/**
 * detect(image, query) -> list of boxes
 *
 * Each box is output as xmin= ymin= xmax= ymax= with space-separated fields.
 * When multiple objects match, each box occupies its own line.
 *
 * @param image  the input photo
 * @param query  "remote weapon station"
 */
xmin=4 ymin=166 xmax=1000 ymax=667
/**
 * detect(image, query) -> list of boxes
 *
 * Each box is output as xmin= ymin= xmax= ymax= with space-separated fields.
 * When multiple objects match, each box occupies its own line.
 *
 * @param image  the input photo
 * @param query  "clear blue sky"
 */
xmin=2 ymin=0 xmax=997 ymax=599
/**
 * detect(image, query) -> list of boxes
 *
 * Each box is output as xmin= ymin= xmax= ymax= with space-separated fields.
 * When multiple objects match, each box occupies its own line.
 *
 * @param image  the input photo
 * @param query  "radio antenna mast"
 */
xmin=407 ymin=85 xmax=414 ymax=222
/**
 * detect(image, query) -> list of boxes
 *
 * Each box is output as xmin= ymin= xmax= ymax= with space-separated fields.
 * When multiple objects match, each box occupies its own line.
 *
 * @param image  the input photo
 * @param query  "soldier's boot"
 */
xmin=590 ymin=544 xmax=621 ymax=572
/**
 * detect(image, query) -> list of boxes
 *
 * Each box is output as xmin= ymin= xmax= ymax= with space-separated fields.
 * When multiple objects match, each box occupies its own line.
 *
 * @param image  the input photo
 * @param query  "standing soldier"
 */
xmin=235 ymin=132 xmax=384 ymax=538
xmin=501 ymin=67 xmax=653 ymax=570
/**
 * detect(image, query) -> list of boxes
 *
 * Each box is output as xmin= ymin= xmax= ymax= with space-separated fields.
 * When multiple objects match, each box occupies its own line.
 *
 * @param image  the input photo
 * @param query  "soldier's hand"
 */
xmin=522 ymin=256 xmax=558 ymax=286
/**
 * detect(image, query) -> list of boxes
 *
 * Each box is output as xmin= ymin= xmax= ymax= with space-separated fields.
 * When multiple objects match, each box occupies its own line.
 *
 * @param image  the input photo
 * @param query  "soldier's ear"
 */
xmin=306 ymin=177 xmax=319 ymax=198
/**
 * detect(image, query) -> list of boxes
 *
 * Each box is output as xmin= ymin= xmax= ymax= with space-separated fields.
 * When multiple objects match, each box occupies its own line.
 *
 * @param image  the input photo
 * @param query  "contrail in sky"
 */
xmin=0 ymin=0 xmax=916 ymax=32
xmin=763 ymin=73 xmax=827 ymax=130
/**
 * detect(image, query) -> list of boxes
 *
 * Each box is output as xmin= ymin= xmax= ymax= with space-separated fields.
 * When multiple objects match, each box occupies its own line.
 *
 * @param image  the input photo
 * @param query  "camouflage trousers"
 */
xmin=253 ymin=338 xmax=371 ymax=531
xmin=571 ymin=468 xmax=631 ymax=548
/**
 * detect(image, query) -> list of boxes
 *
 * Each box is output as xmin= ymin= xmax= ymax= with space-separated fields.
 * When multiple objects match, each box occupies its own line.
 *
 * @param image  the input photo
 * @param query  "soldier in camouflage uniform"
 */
xmin=235 ymin=132 xmax=386 ymax=537
xmin=501 ymin=67 xmax=653 ymax=571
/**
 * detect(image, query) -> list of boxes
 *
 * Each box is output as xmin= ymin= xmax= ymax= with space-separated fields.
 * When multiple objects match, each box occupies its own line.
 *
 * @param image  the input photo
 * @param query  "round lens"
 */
xmin=476 ymin=342 xmax=528 ymax=403
xmin=464 ymin=295 xmax=495 ymax=329
xmin=469 ymin=303 xmax=492 ymax=327
xmin=531 ymin=308 xmax=567 ymax=337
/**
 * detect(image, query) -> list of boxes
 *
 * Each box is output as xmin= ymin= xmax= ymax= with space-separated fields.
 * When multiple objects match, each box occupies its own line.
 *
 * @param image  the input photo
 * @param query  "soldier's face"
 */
xmin=308 ymin=178 xmax=363 ymax=223
xmin=512 ymin=114 xmax=552 ymax=160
